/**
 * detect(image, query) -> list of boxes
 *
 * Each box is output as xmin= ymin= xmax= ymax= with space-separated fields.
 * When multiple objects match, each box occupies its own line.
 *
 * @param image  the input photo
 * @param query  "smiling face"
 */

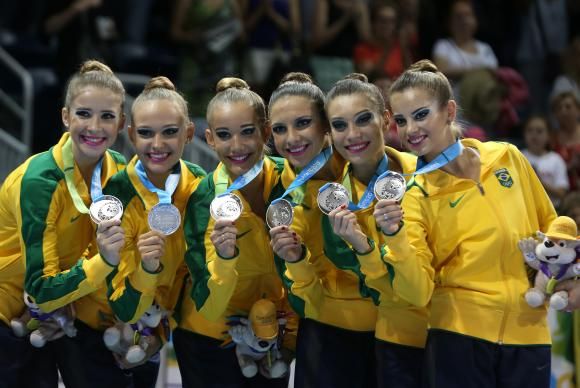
xmin=327 ymin=93 xmax=386 ymax=175
xmin=523 ymin=117 xmax=550 ymax=154
xmin=129 ymin=99 xmax=193 ymax=186
xmin=389 ymin=87 xmax=456 ymax=160
xmin=206 ymin=101 xmax=268 ymax=179
xmin=61 ymin=86 xmax=124 ymax=165
xmin=270 ymin=95 xmax=328 ymax=169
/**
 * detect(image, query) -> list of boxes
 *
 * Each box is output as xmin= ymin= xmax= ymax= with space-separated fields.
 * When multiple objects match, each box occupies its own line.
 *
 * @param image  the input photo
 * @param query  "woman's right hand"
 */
xmin=96 ymin=219 xmax=125 ymax=266
xmin=270 ymin=226 xmax=303 ymax=263
xmin=373 ymin=199 xmax=404 ymax=235
xmin=137 ymin=231 xmax=166 ymax=272
xmin=210 ymin=219 xmax=238 ymax=259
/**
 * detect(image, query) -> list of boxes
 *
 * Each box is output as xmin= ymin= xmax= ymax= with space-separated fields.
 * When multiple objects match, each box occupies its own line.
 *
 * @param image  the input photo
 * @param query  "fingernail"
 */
xmin=292 ymin=232 xmax=296 ymax=236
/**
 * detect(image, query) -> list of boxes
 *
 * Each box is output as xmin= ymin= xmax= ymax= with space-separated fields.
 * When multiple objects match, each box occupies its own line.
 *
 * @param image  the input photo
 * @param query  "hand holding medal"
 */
xmin=96 ymin=219 xmax=125 ymax=266
xmin=137 ymin=230 xmax=166 ymax=273
xmin=210 ymin=219 xmax=238 ymax=259
xmin=269 ymin=225 xmax=303 ymax=263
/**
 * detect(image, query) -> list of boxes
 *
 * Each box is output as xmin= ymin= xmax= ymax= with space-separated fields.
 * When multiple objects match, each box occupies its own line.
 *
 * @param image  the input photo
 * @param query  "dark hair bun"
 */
xmin=216 ymin=77 xmax=249 ymax=92
xmin=143 ymin=76 xmax=176 ymax=92
xmin=343 ymin=73 xmax=368 ymax=82
xmin=79 ymin=60 xmax=113 ymax=74
xmin=408 ymin=59 xmax=440 ymax=74
xmin=280 ymin=72 xmax=314 ymax=86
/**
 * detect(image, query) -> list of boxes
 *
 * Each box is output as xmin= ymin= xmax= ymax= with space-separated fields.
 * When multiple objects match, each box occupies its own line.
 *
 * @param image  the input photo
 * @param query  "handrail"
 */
xmin=0 ymin=45 xmax=34 ymax=148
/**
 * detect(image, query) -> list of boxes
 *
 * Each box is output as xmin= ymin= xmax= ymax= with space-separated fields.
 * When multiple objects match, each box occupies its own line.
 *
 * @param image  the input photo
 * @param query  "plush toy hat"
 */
xmin=545 ymin=216 xmax=578 ymax=241
xmin=249 ymin=299 xmax=278 ymax=340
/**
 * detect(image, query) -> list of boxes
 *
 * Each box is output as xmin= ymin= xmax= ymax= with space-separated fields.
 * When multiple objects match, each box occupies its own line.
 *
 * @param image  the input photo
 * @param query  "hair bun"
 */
xmin=343 ymin=73 xmax=368 ymax=83
xmin=280 ymin=72 xmax=314 ymax=86
xmin=216 ymin=77 xmax=249 ymax=93
xmin=408 ymin=59 xmax=440 ymax=74
xmin=143 ymin=76 xmax=176 ymax=92
xmin=79 ymin=60 xmax=113 ymax=75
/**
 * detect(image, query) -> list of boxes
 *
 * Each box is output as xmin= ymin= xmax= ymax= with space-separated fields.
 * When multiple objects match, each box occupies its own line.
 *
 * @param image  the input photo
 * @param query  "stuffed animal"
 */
xmin=225 ymin=299 xmax=289 ymax=379
xmin=10 ymin=291 xmax=77 ymax=347
xmin=103 ymin=302 xmax=165 ymax=364
xmin=518 ymin=216 xmax=580 ymax=310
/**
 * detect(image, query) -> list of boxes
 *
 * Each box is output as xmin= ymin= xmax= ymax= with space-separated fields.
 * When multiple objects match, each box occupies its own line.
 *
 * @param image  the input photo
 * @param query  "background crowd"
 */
xmin=0 ymin=0 xmax=579 ymax=386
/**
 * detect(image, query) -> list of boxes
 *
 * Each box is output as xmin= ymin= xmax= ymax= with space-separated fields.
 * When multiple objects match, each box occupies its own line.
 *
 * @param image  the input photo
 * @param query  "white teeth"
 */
xmin=347 ymin=143 xmax=367 ymax=151
xmin=230 ymin=155 xmax=248 ymax=161
xmin=82 ymin=136 xmax=104 ymax=144
xmin=288 ymin=145 xmax=307 ymax=153
xmin=408 ymin=136 xmax=426 ymax=145
xmin=149 ymin=153 xmax=169 ymax=160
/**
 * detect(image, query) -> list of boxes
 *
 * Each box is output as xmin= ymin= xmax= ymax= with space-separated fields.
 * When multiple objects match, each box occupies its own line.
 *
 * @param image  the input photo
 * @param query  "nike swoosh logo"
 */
xmin=449 ymin=194 xmax=465 ymax=208
xmin=70 ymin=214 xmax=82 ymax=223
xmin=236 ymin=229 xmax=252 ymax=239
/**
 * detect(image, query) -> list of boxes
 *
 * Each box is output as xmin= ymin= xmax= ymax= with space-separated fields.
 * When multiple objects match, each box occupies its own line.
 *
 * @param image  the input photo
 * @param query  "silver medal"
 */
xmin=266 ymin=199 xmax=294 ymax=228
xmin=317 ymin=183 xmax=350 ymax=215
xmin=148 ymin=203 xmax=181 ymax=235
xmin=373 ymin=172 xmax=406 ymax=201
xmin=210 ymin=193 xmax=243 ymax=221
xmin=89 ymin=195 xmax=123 ymax=224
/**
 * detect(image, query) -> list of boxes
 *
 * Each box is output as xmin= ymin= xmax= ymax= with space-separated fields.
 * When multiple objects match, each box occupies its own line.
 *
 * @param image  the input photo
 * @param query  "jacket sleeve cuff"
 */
xmin=356 ymin=239 xmax=386 ymax=276
xmin=212 ymin=255 xmax=239 ymax=279
xmin=82 ymin=254 xmax=116 ymax=287
xmin=382 ymin=227 xmax=412 ymax=264
xmin=286 ymin=248 xmax=314 ymax=282
xmin=131 ymin=264 xmax=160 ymax=295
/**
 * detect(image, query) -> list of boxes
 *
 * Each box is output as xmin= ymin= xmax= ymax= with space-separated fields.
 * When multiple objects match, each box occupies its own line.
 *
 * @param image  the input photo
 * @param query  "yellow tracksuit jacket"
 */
xmin=105 ymin=157 xmax=205 ymax=330
xmin=0 ymin=132 xmax=125 ymax=328
xmin=382 ymin=139 xmax=557 ymax=345
xmin=275 ymin=153 xmax=382 ymax=333
xmin=178 ymin=157 xmax=291 ymax=342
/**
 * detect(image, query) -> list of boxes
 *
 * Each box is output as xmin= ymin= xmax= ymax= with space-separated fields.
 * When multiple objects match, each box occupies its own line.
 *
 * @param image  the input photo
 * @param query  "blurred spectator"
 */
xmin=354 ymin=1 xmax=415 ymax=81
xmin=551 ymin=91 xmax=580 ymax=190
xmin=171 ymin=0 xmax=244 ymax=116
xmin=521 ymin=115 xmax=569 ymax=208
xmin=309 ymin=0 xmax=370 ymax=91
xmin=239 ymin=0 xmax=301 ymax=96
xmin=551 ymin=35 xmax=580 ymax=102
xmin=516 ymin=0 xmax=569 ymax=115
xmin=560 ymin=191 xmax=580 ymax=228
xmin=432 ymin=0 xmax=498 ymax=83
xmin=43 ymin=0 xmax=120 ymax=85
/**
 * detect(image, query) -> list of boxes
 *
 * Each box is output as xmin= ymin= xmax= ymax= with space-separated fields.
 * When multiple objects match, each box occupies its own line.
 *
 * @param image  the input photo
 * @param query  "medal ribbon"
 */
xmin=410 ymin=139 xmax=464 ymax=176
xmin=135 ymin=160 xmax=181 ymax=206
xmin=214 ymin=159 xmax=264 ymax=198
xmin=62 ymin=136 xmax=105 ymax=214
xmin=273 ymin=146 xmax=333 ymax=206
xmin=322 ymin=154 xmax=388 ymax=211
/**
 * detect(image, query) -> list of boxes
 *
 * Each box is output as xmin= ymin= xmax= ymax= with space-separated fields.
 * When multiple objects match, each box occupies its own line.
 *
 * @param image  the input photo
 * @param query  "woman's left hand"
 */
xmin=328 ymin=205 xmax=370 ymax=253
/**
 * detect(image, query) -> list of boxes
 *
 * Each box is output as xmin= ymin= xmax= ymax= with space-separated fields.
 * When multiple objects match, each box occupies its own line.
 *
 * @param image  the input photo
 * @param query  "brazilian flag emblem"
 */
xmin=494 ymin=168 xmax=513 ymax=188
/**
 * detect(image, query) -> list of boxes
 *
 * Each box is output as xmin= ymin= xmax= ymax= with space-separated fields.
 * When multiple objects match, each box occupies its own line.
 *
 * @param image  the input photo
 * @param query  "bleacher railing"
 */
xmin=0 ymin=46 xmax=33 ymax=182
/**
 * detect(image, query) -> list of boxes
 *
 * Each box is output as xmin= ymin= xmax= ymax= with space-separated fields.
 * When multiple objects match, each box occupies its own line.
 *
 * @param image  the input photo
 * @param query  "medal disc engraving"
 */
xmin=317 ymin=183 xmax=350 ymax=215
xmin=148 ymin=203 xmax=181 ymax=235
xmin=89 ymin=195 xmax=123 ymax=224
xmin=266 ymin=199 xmax=294 ymax=228
xmin=373 ymin=172 xmax=406 ymax=201
xmin=210 ymin=194 xmax=243 ymax=221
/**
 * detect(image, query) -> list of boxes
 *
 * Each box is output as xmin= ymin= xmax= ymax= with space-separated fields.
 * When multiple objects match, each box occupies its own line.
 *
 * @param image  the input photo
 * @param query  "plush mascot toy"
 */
xmin=10 ymin=291 xmax=77 ymax=347
xmin=518 ymin=216 xmax=580 ymax=310
xmin=103 ymin=302 xmax=165 ymax=364
xmin=224 ymin=299 xmax=289 ymax=379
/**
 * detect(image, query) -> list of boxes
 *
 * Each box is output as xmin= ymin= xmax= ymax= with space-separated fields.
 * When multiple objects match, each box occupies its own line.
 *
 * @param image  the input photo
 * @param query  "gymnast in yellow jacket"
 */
xmin=323 ymin=73 xmax=427 ymax=387
xmin=374 ymin=60 xmax=557 ymax=388
xmin=268 ymin=72 xmax=395 ymax=388
xmin=103 ymin=77 xmax=205 ymax=381
xmin=174 ymin=77 xmax=290 ymax=388
xmin=0 ymin=60 xmax=126 ymax=387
